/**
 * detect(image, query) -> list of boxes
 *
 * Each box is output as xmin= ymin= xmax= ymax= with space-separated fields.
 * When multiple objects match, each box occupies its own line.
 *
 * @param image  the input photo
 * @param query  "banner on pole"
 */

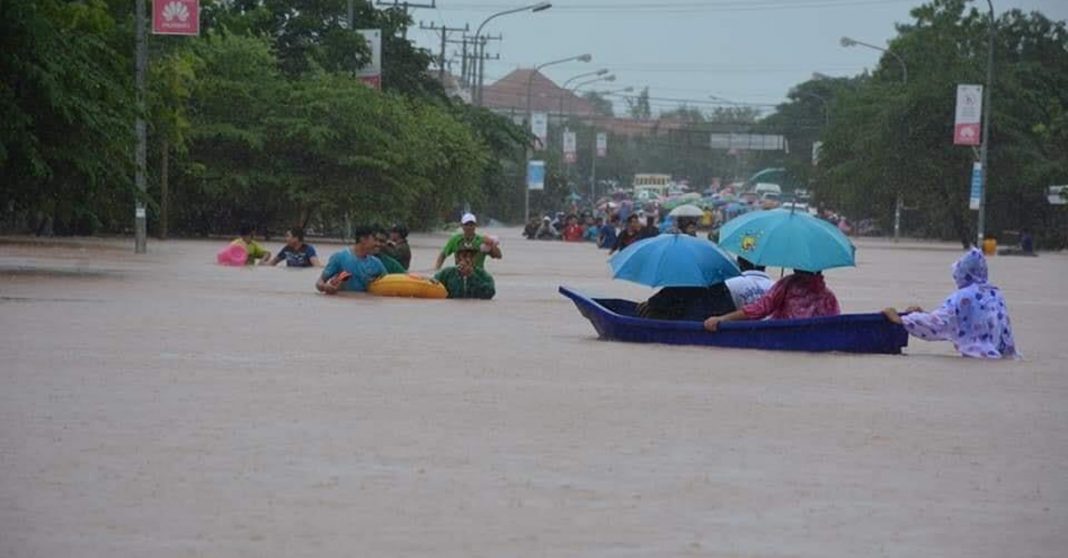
xmin=596 ymin=132 xmax=607 ymax=157
xmin=153 ymin=0 xmax=200 ymax=36
xmin=527 ymin=160 xmax=545 ymax=191
xmin=811 ymin=140 xmax=823 ymax=166
xmin=954 ymin=84 xmax=983 ymax=146
xmin=969 ymin=162 xmax=983 ymax=210
xmin=357 ymin=30 xmax=382 ymax=90
xmin=531 ymin=112 xmax=548 ymax=150
xmin=563 ymin=130 xmax=577 ymax=164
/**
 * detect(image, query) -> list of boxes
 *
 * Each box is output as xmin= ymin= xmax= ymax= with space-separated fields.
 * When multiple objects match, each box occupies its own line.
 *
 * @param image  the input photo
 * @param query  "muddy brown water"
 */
xmin=1 ymin=231 xmax=1066 ymax=557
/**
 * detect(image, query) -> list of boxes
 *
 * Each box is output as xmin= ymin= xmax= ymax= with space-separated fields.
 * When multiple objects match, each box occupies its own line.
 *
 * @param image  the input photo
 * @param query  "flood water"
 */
xmin=2 ymin=231 xmax=1066 ymax=557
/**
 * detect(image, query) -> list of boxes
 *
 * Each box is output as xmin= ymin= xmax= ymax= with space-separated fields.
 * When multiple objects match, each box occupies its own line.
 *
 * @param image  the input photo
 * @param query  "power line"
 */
xmin=439 ymin=0 xmax=912 ymax=14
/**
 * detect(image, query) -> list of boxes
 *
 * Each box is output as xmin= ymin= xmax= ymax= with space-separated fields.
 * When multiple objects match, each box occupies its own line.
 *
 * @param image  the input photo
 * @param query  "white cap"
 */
xmin=461 ymin=213 xmax=477 ymax=225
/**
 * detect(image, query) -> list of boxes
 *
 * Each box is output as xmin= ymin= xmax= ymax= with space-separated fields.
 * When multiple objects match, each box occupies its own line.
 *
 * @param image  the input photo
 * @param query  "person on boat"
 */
xmin=883 ymin=248 xmax=1018 ymax=359
xmin=703 ymin=270 xmax=840 ymax=331
xmin=316 ymin=226 xmax=387 ymax=295
xmin=266 ymin=227 xmax=321 ymax=268
xmin=434 ymin=213 xmax=502 ymax=271
xmin=636 ymin=281 xmax=736 ymax=322
xmin=609 ymin=214 xmax=643 ymax=255
xmin=433 ymin=242 xmax=495 ymax=300
xmin=382 ymin=224 xmax=412 ymax=270
xmin=724 ymin=257 xmax=774 ymax=309
xmin=373 ymin=227 xmax=407 ymax=274
xmin=230 ymin=224 xmax=271 ymax=265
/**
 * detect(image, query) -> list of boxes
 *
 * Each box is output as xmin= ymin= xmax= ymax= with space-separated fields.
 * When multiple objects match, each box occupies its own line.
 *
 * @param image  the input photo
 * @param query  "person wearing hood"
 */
xmin=883 ymin=248 xmax=1018 ymax=359
xmin=704 ymin=269 xmax=840 ymax=331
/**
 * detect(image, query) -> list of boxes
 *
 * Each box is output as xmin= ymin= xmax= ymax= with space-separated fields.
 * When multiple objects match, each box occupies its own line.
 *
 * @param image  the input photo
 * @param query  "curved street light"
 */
xmin=473 ymin=2 xmax=552 ymax=105
xmin=840 ymin=35 xmax=909 ymax=241
xmin=523 ymin=53 xmax=592 ymax=223
xmin=558 ymin=69 xmax=609 ymax=116
xmin=788 ymin=87 xmax=830 ymax=126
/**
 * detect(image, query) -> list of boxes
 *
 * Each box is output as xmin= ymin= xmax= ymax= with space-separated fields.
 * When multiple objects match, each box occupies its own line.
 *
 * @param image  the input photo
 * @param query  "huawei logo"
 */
xmin=161 ymin=1 xmax=190 ymax=23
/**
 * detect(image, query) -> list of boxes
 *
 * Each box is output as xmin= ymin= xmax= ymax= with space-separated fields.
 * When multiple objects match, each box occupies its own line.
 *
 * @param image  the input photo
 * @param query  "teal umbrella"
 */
xmin=718 ymin=208 xmax=855 ymax=271
xmin=610 ymin=233 xmax=740 ymax=288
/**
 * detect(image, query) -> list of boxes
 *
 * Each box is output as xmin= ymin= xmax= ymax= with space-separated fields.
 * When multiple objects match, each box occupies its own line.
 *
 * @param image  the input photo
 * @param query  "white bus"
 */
xmin=632 ymin=173 xmax=673 ymax=198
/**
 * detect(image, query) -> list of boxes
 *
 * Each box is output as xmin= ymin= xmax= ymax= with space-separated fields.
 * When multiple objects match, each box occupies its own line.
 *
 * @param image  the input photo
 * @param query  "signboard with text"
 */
xmin=527 ymin=161 xmax=545 ymax=191
xmin=969 ymin=162 xmax=983 ymax=210
xmin=153 ymin=0 xmax=199 ymax=36
xmin=563 ymin=130 xmax=577 ymax=164
xmin=531 ymin=112 xmax=548 ymax=150
xmin=954 ymin=84 xmax=983 ymax=146
xmin=596 ymin=132 xmax=607 ymax=157
xmin=357 ymin=30 xmax=382 ymax=90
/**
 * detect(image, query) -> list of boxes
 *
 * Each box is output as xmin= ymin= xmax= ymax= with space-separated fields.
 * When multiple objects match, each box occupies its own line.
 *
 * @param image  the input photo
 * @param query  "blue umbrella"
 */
xmin=718 ymin=208 xmax=855 ymax=271
xmin=610 ymin=233 xmax=741 ymax=288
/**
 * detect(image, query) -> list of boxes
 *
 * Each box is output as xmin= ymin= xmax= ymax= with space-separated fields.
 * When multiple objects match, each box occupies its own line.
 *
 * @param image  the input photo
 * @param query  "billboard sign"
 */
xmin=954 ymin=84 xmax=983 ymax=146
xmin=709 ymin=133 xmax=786 ymax=151
xmin=563 ymin=130 xmax=577 ymax=164
xmin=531 ymin=112 xmax=548 ymax=150
xmin=357 ymin=30 xmax=382 ymax=89
xmin=153 ymin=0 xmax=199 ymax=36
xmin=527 ymin=161 xmax=545 ymax=191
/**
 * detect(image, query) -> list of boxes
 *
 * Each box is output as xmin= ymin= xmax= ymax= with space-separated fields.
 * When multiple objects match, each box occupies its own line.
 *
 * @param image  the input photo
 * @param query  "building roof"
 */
xmin=481 ymin=69 xmax=596 ymax=117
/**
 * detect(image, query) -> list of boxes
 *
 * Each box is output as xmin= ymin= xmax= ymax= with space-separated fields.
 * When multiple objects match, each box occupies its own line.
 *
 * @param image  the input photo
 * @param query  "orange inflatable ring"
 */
xmin=368 ymin=273 xmax=448 ymax=299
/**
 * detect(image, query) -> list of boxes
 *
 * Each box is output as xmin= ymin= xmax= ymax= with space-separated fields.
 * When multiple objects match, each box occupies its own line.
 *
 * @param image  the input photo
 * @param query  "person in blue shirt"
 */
xmin=598 ymin=215 xmax=619 ymax=249
xmin=316 ymin=226 xmax=387 ymax=294
xmin=267 ymin=227 xmax=321 ymax=267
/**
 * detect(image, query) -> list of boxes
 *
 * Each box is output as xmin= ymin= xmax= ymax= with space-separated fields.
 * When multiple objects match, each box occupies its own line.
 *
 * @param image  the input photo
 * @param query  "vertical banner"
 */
xmin=357 ymin=30 xmax=382 ymax=90
xmin=563 ymin=130 xmax=577 ymax=164
xmin=811 ymin=140 xmax=823 ymax=166
xmin=969 ymin=162 xmax=983 ymax=210
xmin=527 ymin=160 xmax=545 ymax=191
xmin=954 ymin=84 xmax=983 ymax=146
xmin=596 ymin=132 xmax=607 ymax=157
xmin=153 ymin=0 xmax=200 ymax=36
xmin=530 ymin=112 xmax=548 ymax=150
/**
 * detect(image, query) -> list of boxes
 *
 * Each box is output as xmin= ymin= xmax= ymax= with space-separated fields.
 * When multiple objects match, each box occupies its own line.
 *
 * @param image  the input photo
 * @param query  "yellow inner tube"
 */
xmin=368 ymin=273 xmax=448 ymax=299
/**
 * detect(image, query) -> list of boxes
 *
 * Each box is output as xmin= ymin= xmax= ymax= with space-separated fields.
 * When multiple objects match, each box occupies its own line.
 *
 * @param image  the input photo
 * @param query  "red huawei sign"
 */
xmin=153 ymin=0 xmax=200 ymax=36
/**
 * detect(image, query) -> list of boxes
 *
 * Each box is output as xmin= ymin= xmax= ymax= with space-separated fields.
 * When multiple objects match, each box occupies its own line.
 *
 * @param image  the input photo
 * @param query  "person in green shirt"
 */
xmin=231 ymin=224 xmax=270 ymax=265
xmin=434 ymin=213 xmax=502 ymax=271
xmin=433 ymin=243 xmax=495 ymax=300
xmin=372 ymin=228 xmax=407 ymax=273
xmin=382 ymin=224 xmax=412 ymax=270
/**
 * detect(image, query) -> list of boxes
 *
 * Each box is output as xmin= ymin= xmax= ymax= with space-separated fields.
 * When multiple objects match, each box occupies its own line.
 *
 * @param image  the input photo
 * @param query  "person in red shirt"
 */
xmin=561 ymin=215 xmax=585 ymax=242
xmin=703 ymin=270 xmax=840 ymax=331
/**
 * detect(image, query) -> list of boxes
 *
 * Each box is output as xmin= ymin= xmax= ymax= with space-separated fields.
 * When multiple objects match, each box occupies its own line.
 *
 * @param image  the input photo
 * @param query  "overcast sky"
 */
xmin=405 ymin=0 xmax=1068 ymax=115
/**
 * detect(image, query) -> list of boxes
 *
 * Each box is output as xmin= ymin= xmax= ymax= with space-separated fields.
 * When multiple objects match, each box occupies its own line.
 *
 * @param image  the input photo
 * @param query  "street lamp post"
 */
xmin=976 ymin=0 xmax=995 ymax=247
xmin=567 ymin=74 xmax=615 ymax=114
xmin=841 ymin=36 xmax=908 ymax=242
xmin=473 ymin=2 xmax=552 ymax=106
xmin=558 ymin=69 xmax=608 ymax=116
xmin=523 ymin=53 xmax=592 ymax=223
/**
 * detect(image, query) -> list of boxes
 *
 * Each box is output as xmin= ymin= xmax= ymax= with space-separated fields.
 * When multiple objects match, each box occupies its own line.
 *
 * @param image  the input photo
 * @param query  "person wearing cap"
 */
xmin=433 ymin=241 xmax=495 ymax=300
xmin=434 ymin=213 xmax=502 ymax=270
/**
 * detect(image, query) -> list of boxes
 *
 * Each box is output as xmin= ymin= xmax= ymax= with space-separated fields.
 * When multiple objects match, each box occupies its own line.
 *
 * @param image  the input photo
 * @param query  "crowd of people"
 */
xmin=220 ymin=210 xmax=1018 ymax=359
xmin=220 ymin=213 xmax=500 ymax=300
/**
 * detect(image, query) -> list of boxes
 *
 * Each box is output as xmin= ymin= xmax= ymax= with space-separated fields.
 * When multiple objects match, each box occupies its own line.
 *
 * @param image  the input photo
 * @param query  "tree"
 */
xmin=582 ymin=91 xmax=614 ymax=117
xmin=626 ymin=87 xmax=652 ymax=120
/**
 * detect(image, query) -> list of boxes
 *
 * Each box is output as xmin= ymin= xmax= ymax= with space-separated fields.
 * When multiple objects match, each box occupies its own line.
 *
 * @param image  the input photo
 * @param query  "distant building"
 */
xmin=481 ymin=69 xmax=597 ymax=122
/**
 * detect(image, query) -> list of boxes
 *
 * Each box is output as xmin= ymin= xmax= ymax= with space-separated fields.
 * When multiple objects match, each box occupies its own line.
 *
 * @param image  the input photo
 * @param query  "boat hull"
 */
xmin=560 ymin=286 xmax=908 ymax=354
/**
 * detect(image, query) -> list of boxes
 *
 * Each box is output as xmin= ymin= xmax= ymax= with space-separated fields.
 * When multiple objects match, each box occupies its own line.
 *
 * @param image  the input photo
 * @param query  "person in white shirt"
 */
xmin=725 ymin=257 xmax=775 ymax=310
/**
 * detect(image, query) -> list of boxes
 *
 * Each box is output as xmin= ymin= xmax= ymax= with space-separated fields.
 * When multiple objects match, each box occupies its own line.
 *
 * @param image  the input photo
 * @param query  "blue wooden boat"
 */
xmin=559 ymin=286 xmax=908 ymax=354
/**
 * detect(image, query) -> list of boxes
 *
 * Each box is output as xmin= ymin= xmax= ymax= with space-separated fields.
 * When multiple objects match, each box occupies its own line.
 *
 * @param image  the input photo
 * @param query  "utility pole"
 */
xmin=376 ymin=1 xmax=437 ymax=39
xmin=419 ymin=22 xmax=468 ymax=84
xmin=134 ymin=0 xmax=147 ymax=253
xmin=976 ymin=0 xmax=995 ymax=247
xmin=474 ymin=34 xmax=502 ymax=106
xmin=445 ymin=36 xmax=471 ymax=87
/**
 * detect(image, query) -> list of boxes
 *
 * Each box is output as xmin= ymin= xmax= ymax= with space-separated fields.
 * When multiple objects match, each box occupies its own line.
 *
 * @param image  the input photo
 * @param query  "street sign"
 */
xmin=527 ymin=160 xmax=545 ymax=191
xmin=1049 ymin=185 xmax=1067 ymax=205
xmin=954 ymin=84 xmax=983 ymax=146
xmin=357 ymin=30 xmax=382 ymax=90
xmin=531 ymin=112 xmax=548 ymax=150
xmin=152 ymin=0 xmax=199 ymax=36
xmin=709 ymin=133 xmax=786 ymax=151
xmin=969 ymin=162 xmax=983 ymax=210
xmin=563 ymin=130 xmax=577 ymax=164
xmin=596 ymin=132 xmax=607 ymax=157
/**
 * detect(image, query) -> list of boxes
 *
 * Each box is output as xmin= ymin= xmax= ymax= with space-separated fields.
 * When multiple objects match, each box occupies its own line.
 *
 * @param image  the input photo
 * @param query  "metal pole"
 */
xmin=134 ymin=0 xmax=147 ymax=253
xmin=590 ymin=134 xmax=597 ymax=203
xmin=348 ymin=0 xmax=354 ymax=28
xmin=460 ymin=36 xmax=468 ymax=87
xmin=438 ymin=26 xmax=447 ymax=83
xmin=477 ymin=38 xmax=485 ymax=106
xmin=977 ymin=0 xmax=995 ymax=247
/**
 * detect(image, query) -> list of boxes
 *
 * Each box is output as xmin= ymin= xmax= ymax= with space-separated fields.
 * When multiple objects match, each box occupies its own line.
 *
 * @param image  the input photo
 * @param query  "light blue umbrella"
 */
xmin=718 ymin=208 xmax=855 ymax=271
xmin=609 ymin=233 xmax=741 ymax=288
